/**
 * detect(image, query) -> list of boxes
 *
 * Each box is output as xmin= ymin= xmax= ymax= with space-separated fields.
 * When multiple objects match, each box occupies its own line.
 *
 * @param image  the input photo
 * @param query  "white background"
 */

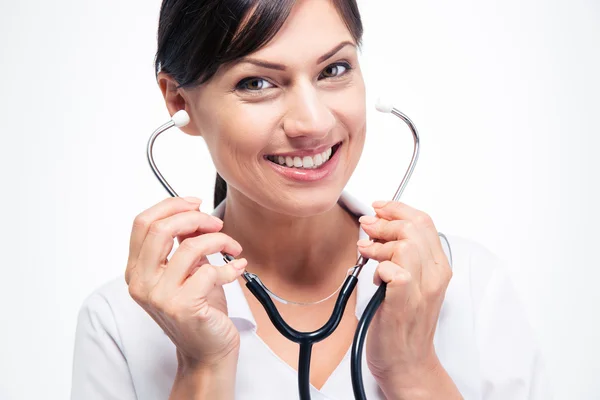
xmin=1 ymin=0 xmax=599 ymax=399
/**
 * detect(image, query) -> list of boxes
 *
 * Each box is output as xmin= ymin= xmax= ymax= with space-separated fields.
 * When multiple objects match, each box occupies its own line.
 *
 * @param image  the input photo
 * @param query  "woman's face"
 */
xmin=184 ymin=0 xmax=366 ymax=216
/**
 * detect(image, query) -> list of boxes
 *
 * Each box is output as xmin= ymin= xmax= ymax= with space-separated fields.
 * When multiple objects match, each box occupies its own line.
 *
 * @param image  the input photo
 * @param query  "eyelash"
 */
xmin=235 ymin=61 xmax=353 ymax=94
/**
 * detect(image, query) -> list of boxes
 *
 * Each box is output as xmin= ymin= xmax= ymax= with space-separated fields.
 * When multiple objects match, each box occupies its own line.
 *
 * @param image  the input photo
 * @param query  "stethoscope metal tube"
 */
xmin=350 ymin=104 xmax=421 ymax=399
xmin=146 ymin=100 xmax=446 ymax=400
xmin=146 ymin=111 xmax=190 ymax=198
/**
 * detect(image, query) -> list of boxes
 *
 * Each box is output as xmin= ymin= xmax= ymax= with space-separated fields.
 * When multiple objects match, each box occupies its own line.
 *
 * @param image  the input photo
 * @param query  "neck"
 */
xmin=219 ymin=188 xmax=360 ymax=299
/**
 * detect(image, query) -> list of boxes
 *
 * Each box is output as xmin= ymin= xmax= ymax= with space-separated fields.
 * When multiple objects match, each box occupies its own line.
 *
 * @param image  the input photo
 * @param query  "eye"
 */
xmin=319 ymin=62 xmax=351 ymax=79
xmin=236 ymin=77 xmax=274 ymax=92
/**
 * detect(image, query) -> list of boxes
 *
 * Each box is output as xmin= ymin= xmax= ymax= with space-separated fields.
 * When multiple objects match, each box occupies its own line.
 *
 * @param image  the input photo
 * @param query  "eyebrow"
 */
xmin=238 ymin=40 xmax=356 ymax=71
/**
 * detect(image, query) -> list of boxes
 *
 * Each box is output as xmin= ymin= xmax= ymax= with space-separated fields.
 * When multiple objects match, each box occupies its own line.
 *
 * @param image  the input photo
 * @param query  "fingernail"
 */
xmin=183 ymin=196 xmax=202 ymax=204
xmin=357 ymin=238 xmax=372 ymax=247
xmin=211 ymin=215 xmax=223 ymax=224
xmin=372 ymin=200 xmax=388 ymax=208
xmin=359 ymin=215 xmax=378 ymax=224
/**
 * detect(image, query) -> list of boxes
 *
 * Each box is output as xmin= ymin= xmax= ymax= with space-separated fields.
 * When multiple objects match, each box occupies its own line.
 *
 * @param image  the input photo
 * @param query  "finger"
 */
xmin=359 ymin=216 xmax=430 ymax=263
xmin=159 ymin=232 xmax=243 ymax=292
xmin=373 ymin=261 xmax=420 ymax=308
xmin=359 ymin=216 xmax=405 ymax=241
xmin=126 ymin=197 xmax=203 ymax=283
xmin=180 ymin=258 xmax=248 ymax=300
xmin=358 ymin=238 xmax=422 ymax=283
xmin=372 ymin=201 xmax=447 ymax=264
xmin=133 ymin=210 xmax=224 ymax=290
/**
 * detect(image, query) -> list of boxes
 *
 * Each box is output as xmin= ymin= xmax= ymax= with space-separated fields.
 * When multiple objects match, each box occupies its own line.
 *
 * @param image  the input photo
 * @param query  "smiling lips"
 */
xmin=265 ymin=143 xmax=340 ymax=170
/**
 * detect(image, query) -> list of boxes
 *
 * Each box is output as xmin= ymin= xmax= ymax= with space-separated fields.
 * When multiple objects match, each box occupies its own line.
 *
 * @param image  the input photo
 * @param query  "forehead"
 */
xmin=246 ymin=0 xmax=355 ymax=63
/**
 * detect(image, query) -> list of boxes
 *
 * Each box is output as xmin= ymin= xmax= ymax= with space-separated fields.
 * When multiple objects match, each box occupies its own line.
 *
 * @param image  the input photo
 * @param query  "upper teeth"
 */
xmin=269 ymin=147 xmax=333 ymax=169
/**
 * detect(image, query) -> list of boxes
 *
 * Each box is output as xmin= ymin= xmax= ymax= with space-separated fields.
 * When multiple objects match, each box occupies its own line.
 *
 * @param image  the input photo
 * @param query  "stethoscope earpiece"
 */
xmin=171 ymin=110 xmax=190 ymax=128
xmin=375 ymin=97 xmax=395 ymax=114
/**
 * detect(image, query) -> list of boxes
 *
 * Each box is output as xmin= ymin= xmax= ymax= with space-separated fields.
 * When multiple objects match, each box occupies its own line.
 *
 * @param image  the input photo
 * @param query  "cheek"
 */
xmin=333 ymin=81 xmax=367 ymax=176
xmin=348 ymin=99 xmax=367 ymax=141
xmin=329 ymin=72 xmax=366 ymax=129
xmin=333 ymin=81 xmax=367 ymax=147
xmin=208 ymin=103 xmax=279 ymax=180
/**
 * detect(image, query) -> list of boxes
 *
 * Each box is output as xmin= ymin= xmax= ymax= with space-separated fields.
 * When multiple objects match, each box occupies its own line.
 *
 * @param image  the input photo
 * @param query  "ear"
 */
xmin=157 ymin=72 xmax=201 ymax=136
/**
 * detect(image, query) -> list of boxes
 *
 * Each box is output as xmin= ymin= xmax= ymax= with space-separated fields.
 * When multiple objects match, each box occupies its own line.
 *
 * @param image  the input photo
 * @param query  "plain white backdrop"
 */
xmin=0 ymin=0 xmax=599 ymax=399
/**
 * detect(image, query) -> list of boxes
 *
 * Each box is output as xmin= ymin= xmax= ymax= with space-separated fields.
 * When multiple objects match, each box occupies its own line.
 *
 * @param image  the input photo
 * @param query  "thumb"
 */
xmin=374 ymin=261 xmax=418 ymax=308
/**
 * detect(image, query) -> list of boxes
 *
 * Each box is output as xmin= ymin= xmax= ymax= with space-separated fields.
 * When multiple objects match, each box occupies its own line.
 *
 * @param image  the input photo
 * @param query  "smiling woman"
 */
xmin=70 ymin=1 xmax=550 ymax=399
xmin=157 ymin=4 xmax=366 ymax=218
xmin=154 ymin=0 xmax=364 ymax=210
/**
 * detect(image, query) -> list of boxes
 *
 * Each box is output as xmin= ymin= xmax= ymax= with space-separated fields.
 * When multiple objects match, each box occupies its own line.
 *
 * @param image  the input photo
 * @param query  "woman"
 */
xmin=71 ymin=0 xmax=549 ymax=399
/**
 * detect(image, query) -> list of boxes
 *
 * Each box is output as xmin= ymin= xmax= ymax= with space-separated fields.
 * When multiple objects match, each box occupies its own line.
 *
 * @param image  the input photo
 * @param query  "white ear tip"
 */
xmin=375 ymin=98 xmax=394 ymax=113
xmin=172 ymin=110 xmax=190 ymax=127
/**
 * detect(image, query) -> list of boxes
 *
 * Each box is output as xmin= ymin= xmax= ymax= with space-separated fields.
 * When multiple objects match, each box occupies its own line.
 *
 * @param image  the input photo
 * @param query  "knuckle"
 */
xmin=179 ymin=236 xmax=207 ymax=254
xmin=432 ymin=281 xmax=446 ymax=296
xmin=420 ymin=283 xmax=435 ymax=299
xmin=393 ymin=240 xmax=414 ymax=254
xmin=148 ymin=220 xmax=170 ymax=237
xmin=127 ymin=284 xmax=137 ymax=300
xmin=415 ymin=212 xmax=434 ymax=227
xmin=392 ymin=241 xmax=405 ymax=253
xmin=388 ymin=201 xmax=402 ymax=211
xmin=388 ymin=220 xmax=404 ymax=236
xmin=132 ymin=213 xmax=152 ymax=230
xmin=423 ymin=275 xmax=448 ymax=299
xmin=428 ymin=284 xmax=446 ymax=299
xmin=402 ymin=220 xmax=415 ymax=232
xmin=127 ymin=280 xmax=144 ymax=303
xmin=204 ymin=264 xmax=218 ymax=282
xmin=124 ymin=268 xmax=132 ymax=285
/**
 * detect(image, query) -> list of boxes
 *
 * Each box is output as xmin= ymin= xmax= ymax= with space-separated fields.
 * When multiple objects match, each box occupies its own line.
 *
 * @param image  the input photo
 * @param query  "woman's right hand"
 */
xmin=125 ymin=196 xmax=247 ymax=371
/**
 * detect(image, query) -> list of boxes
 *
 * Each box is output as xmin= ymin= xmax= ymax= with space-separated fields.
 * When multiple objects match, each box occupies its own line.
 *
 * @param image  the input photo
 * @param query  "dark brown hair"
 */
xmin=155 ymin=0 xmax=363 ymax=207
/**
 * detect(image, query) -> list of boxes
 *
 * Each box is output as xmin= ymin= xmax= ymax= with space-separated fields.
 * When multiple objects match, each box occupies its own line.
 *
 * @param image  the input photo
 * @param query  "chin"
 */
xmin=270 ymin=185 xmax=346 ymax=218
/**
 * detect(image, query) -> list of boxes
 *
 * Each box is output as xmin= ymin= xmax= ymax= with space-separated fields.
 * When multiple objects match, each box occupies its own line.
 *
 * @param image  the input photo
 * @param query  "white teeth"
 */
xmin=315 ymin=153 xmax=323 ymax=166
xmin=269 ymin=145 xmax=336 ymax=169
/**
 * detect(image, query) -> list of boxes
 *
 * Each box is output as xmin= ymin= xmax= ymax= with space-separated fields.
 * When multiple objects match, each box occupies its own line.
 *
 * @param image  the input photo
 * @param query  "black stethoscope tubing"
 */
xmin=241 ymin=266 xmax=385 ymax=400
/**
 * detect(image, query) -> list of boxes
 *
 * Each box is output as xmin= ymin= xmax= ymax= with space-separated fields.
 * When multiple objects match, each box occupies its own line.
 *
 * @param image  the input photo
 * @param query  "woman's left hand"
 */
xmin=357 ymin=200 xmax=462 ymax=399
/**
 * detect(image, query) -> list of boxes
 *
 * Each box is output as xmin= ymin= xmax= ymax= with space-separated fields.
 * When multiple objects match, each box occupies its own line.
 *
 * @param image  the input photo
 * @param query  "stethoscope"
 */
xmin=147 ymin=99 xmax=453 ymax=400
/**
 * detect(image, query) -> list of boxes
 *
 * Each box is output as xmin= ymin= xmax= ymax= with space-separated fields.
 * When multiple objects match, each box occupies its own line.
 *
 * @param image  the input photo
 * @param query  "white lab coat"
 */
xmin=71 ymin=192 xmax=550 ymax=399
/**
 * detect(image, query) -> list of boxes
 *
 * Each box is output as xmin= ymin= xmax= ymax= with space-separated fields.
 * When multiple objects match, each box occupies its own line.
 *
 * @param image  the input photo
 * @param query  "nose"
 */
xmin=282 ymin=82 xmax=336 ymax=140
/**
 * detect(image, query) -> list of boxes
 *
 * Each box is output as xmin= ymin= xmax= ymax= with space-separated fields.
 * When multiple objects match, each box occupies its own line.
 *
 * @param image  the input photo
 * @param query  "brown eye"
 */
xmin=245 ymin=79 xmax=263 ymax=90
xmin=319 ymin=62 xmax=350 ymax=79
xmin=236 ymin=77 xmax=273 ymax=91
